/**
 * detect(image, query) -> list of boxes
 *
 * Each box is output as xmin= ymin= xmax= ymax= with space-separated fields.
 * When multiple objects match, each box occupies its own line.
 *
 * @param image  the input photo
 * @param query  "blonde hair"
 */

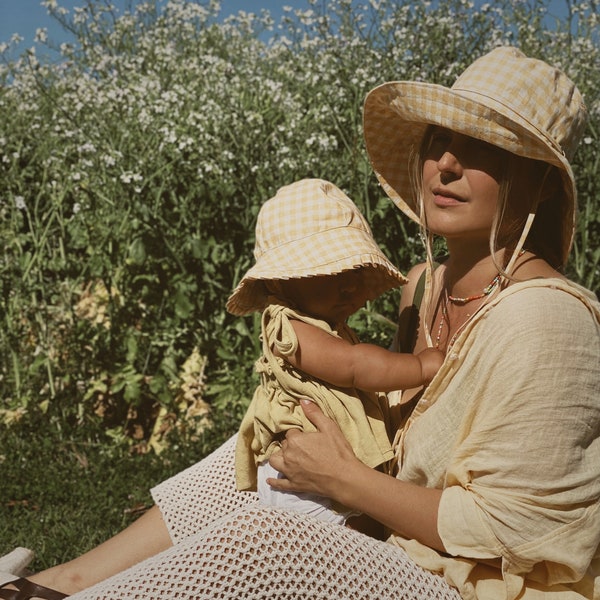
xmin=412 ymin=128 xmax=563 ymax=274
xmin=408 ymin=129 xmax=561 ymax=345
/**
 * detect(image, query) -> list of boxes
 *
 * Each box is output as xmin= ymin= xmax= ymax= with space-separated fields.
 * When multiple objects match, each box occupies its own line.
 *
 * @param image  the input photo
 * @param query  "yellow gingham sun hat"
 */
xmin=226 ymin=178 xmax=408 ymax=316
xmin=363 ymin=46 xmax=588 ymax=266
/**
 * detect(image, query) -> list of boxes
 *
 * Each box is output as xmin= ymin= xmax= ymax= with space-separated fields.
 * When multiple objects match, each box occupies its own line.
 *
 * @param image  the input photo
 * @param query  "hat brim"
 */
xmin=363 ymin=81 xmax=576 ymax=264
xmin=226 ymin=224 xmax=408 ymax=316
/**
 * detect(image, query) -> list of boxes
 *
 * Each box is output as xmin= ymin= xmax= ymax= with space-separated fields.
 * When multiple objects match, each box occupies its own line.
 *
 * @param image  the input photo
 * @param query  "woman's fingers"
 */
xmin=297 ymin=398 xmax=339 ymax=436
xmin=297 ymin=397 xmax=329 ymax=429
xmin=266 ymin=398 xmax=358 ymax=495
xmin=298 ymin=398 xmax=354 ymax=453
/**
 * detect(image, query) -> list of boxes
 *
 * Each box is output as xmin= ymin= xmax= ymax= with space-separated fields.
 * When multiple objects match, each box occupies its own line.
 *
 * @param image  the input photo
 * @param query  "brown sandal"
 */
xmin=0 ymin=578 xmax=67 ymax=600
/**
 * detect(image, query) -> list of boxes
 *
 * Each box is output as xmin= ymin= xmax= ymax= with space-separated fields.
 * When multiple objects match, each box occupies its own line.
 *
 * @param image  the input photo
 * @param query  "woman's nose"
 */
xmin=437 ymin=149 xmax=463 ymax=179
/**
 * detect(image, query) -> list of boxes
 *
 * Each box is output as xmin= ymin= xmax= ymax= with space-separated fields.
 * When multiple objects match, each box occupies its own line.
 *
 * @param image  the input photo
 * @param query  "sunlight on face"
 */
xmin=421 ymin=127 xmax=507 ymax=243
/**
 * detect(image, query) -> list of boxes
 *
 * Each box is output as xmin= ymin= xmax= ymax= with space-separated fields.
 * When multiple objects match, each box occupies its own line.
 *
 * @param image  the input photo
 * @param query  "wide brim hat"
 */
xmin=227 ymin=178 xmax=408 ymax=316
xmin=363 ymin=46 xmax=588 ymax=267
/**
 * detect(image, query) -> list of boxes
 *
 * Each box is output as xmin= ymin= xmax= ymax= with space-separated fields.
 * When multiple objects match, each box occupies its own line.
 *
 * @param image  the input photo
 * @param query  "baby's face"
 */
xmin=280 ymin=271 xmax=368 ymax=325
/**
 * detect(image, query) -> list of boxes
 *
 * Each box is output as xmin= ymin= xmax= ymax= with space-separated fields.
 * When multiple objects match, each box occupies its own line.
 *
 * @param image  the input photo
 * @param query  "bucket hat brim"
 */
xmin=226 ymin=179 xmax=408 ymax=316
xmin=363 ymin=47 xmax=588 ymax=267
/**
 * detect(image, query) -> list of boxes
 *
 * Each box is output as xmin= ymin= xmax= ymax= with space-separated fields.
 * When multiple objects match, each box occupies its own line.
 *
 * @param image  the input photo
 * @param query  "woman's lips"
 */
xmin=432 ymin=188 xmax=465 ymax=207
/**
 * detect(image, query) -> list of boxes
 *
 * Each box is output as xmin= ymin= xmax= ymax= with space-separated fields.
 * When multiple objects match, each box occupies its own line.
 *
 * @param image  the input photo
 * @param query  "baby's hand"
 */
xmin=417 ymin=348 xmax=445 ymax=384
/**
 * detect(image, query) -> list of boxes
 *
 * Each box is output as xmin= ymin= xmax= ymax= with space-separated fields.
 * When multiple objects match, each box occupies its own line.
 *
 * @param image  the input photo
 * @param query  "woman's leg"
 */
xmin=27 ymin=506 xmax=170 ymax=595
xmin=68 ymin=506 xmax=460 ymax=600
xmin=24 ymin=435 xmax=258 ymax=595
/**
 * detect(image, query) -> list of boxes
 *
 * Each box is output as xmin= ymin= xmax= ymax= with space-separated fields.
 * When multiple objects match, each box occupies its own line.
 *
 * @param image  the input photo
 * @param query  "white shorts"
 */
xmin=257 ymin=461 xmax=358 ymax=525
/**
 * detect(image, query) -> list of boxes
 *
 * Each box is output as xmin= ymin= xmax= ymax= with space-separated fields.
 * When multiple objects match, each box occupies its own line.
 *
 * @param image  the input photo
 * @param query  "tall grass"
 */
xmin=0 ymin=0 xmax=598 ymax=451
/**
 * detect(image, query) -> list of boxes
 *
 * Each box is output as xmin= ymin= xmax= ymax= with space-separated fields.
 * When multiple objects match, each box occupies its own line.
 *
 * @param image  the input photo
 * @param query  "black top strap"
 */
xmin=395 ymin=260 xmax=443 ymax=353
xmin=395 ymin=268 xmax=426 ymax=353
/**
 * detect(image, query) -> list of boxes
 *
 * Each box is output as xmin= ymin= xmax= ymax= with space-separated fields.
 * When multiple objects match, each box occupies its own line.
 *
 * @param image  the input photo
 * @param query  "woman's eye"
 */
xmin=426 ymin=131 xmax=451 ymax=156
xmin=431 ymin=131 xmax=451 ymax=144
xmin=472 ymin=139 xmax=497 ymax=156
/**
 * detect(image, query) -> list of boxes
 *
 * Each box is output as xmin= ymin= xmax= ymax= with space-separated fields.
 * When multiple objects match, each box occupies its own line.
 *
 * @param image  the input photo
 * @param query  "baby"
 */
xmin=227 ymin=179 xmax=443 ymax=529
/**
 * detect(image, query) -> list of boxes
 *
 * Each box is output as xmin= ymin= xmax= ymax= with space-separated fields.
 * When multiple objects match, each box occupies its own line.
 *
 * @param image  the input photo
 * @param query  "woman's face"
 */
xmin=421 ymin=127 xmax=507 ymax=244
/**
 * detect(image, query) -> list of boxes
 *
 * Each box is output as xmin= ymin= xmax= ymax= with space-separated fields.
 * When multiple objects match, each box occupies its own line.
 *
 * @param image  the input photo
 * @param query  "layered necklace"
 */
xmin=447 ymin=273 xmax=501 ymax=305
xmin=434 ymin=271 xmax=502 ymax=350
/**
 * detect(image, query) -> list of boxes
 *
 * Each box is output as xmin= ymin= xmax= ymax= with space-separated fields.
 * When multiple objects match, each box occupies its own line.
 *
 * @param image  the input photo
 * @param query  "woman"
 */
xmin=2 ymin=46 xmax=598 ymax=600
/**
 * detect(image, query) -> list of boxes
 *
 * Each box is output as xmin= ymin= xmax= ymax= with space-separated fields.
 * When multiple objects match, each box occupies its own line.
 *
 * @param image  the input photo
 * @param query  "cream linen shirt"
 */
xmin=389 ymin=278 xmax=600 ymax=599
xmin=235 ymin=302 xmax=394 ymax=491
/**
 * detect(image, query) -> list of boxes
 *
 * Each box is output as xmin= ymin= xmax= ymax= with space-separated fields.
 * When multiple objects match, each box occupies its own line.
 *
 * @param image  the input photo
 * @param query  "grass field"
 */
xmin=1 ymin=414 xmax=235 ymax=570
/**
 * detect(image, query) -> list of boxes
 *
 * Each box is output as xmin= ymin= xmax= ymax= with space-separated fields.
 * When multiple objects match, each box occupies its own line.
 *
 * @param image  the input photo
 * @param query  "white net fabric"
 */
xmin=151 ymin=434 xmax=258 ymax=541
xmin=69 ymin=435 xmax=460 ymax=600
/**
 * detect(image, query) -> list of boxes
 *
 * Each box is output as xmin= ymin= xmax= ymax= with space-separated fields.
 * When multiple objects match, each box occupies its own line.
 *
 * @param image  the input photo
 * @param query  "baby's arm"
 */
xmin=278 ymin=319 xmax=444 ymax=392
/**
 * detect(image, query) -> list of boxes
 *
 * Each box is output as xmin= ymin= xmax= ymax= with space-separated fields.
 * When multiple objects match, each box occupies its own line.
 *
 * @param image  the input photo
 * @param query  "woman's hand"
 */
xmin=267 ymin=399 xmax=362 ymax=500
xmin=270 ymin=399 xmax=445 ymax=551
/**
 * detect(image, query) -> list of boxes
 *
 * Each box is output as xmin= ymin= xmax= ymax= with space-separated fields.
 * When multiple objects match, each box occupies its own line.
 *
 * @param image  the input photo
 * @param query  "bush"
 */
xmin=0 ymin=0 xmax=598 ymax=449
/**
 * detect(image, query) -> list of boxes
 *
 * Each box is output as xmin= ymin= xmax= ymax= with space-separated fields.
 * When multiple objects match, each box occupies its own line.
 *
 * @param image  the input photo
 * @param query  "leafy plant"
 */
xmin=0 ymin=0 xmax=598 ymax=450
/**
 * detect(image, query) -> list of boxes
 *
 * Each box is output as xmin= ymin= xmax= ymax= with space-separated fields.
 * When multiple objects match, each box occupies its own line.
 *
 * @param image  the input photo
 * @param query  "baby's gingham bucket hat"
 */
xmin=363 ymin=46 xmax=588 ymax=267
xmin=226 ymin=178 xmax=408 ymax=316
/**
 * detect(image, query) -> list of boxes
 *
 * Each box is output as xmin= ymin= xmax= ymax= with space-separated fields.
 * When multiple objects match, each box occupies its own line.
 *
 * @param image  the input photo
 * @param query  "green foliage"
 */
xmin=0 ymin=0 xmax=598 ymax=448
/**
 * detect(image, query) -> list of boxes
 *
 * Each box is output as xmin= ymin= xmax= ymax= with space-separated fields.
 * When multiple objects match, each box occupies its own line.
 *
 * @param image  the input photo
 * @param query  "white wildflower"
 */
xmin=34 ymin=28 xmax=48 ymax=43
xmin=120 ymin=171 xmax=143 ymax=184
xmin=77 ymin=142 xmax=96 ymax=154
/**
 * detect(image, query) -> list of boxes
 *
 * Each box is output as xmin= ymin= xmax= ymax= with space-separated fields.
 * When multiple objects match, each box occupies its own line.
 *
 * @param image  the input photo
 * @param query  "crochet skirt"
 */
xmin=69 ymin=435 xmax=459 ymax=599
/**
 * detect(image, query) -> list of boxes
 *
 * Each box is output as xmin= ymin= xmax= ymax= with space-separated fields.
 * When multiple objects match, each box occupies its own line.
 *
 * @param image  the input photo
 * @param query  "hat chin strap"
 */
xmin=503 ymin=211 xmax=536 ymax=277
xmin=420 ymin=205 xmax=540 ymax=349
xmin=501 ymin=162 xmax=551 ymax=281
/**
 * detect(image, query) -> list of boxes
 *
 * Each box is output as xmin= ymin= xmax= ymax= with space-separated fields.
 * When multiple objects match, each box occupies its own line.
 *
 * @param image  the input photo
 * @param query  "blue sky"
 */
xmin=0 ymin=0 xmax=312 ymax=54
xmin=1 ymin=0 xmax=572 ymax=56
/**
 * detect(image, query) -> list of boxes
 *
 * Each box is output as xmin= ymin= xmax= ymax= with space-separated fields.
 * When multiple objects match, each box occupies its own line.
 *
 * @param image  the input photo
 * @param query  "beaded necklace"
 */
xmin=434 ymin=302 xmax=447 ymax=350
xmin=447 ymin=273 xmax=502 ymax=305
xmin=434 ymin=294 xmax=470 ymax=350
xmin=434 ymin=250 xmax=527 ymax=349
xmin=435 ymin=272 xmax=502 ymax=349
